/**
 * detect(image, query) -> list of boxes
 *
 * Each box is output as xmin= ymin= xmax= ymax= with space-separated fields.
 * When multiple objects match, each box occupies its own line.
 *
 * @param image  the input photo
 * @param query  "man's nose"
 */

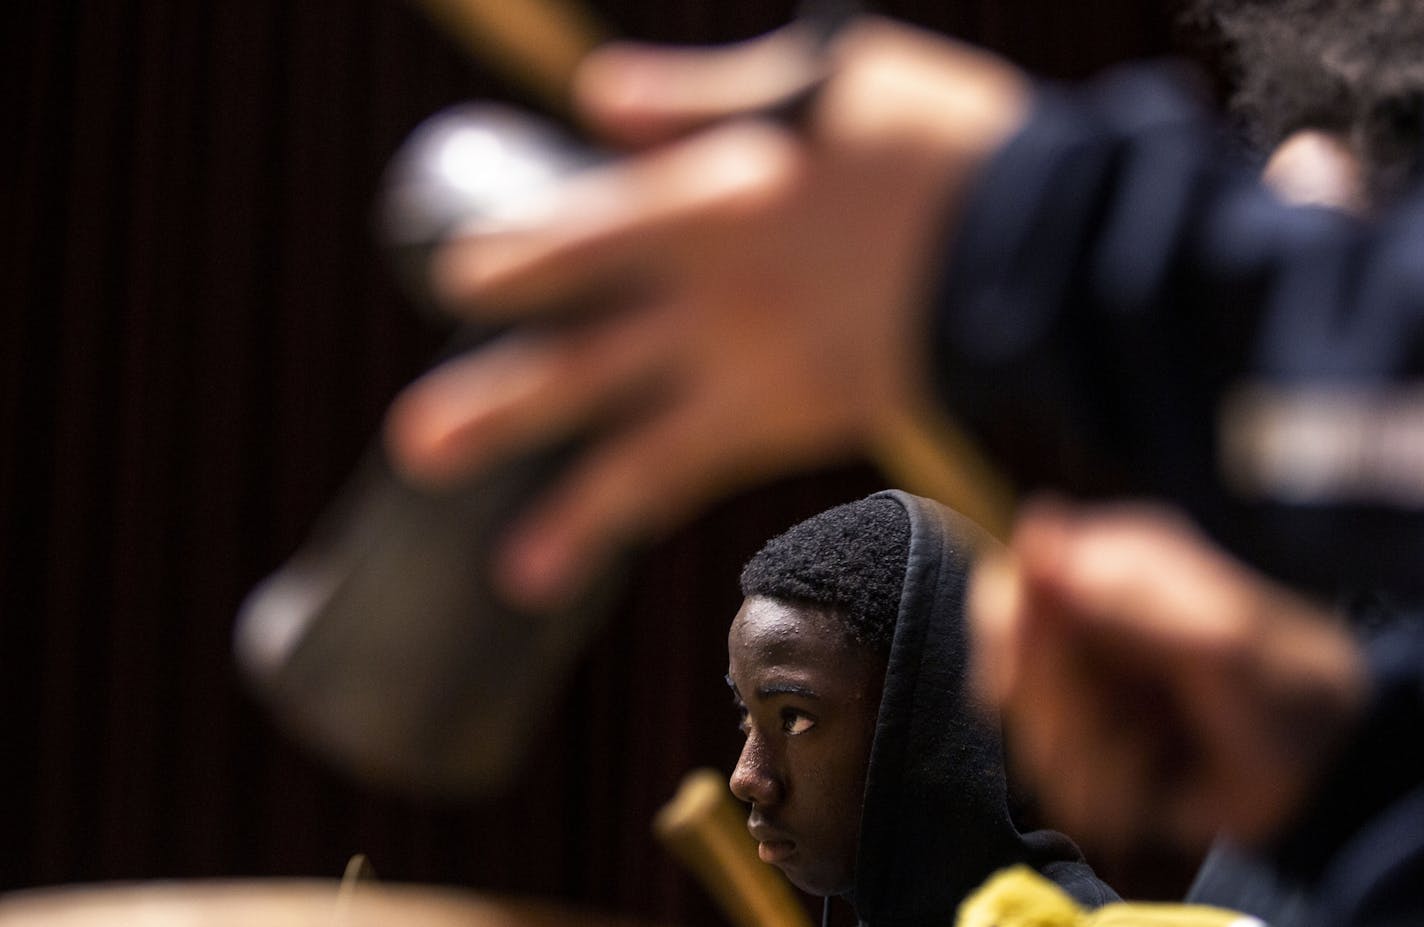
xmin=730 ymin=733 xmax=783 ymax=806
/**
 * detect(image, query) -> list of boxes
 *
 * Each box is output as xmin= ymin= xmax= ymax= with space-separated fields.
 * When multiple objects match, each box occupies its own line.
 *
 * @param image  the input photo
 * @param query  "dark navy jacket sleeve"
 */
xmin=1269 ymin=623 xmax=1424 ymax=926
xmin=931 ymin=65 xmax=1424 ymax=596
xmin=1185 ymin=624 xmax=1424 ymax=927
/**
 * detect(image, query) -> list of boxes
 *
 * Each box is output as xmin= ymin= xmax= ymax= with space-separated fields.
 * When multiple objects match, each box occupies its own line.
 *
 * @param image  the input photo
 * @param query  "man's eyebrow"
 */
xmin=757 ymin=682 xmax=820 ymax=700
xmin=725 ymin=674 xmax=820 ymax=701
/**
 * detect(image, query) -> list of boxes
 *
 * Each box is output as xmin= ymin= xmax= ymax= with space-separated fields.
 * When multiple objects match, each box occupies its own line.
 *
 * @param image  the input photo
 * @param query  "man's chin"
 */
xmin=780 ymin=865 xmax=851 ymax=899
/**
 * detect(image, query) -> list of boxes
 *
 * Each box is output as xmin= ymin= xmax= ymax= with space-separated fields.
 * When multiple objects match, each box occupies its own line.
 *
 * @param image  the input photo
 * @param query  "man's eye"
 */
xmin=782 ymin=710 xmax=815 ymax=735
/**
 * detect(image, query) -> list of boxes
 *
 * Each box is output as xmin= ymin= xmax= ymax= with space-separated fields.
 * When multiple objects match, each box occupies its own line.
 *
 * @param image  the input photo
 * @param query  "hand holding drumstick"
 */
xmin=386 ymin=5 xmax=1029 ymax=608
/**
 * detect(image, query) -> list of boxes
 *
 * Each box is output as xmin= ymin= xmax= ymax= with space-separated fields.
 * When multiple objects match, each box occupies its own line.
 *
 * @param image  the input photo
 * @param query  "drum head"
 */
xmin=0 ymin=880 xmax=662 ymax=927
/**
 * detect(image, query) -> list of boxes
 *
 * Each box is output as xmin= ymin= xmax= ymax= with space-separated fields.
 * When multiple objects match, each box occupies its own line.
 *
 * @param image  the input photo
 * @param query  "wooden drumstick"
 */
xmin=404 ymin=0 xmax=609 ymax=114
xmin=335 ymin=852 xmax=378 ymax=920
xmin=654 ymin=769 xmax=813 ymax=927
xmin=873 ymin=401 xmax=1015 ymax=543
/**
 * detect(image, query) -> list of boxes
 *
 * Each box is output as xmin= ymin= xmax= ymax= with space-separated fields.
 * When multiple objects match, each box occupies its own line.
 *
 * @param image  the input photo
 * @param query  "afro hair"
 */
xmin=739 ymin=494 xmax=910 ymax=658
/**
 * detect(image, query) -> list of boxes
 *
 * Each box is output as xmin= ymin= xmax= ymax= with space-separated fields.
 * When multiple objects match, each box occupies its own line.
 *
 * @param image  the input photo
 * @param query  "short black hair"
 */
xmin=1188 ymin=0 xmax=1424 ymax=204
xmin=739 ymin=494 xmax=910 ymax=658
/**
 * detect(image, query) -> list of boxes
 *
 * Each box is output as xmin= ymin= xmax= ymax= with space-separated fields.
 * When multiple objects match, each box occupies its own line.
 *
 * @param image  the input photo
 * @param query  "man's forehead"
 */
xmin=730 ymin=597 xmax=849 ymax=658
xmin=729 ymin=596 xmax=883 ymax=697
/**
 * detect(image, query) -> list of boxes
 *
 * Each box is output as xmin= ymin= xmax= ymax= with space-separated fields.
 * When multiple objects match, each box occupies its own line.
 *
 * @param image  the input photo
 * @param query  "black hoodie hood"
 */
xmin=847 ymin=491 xmax=1117 ymax=925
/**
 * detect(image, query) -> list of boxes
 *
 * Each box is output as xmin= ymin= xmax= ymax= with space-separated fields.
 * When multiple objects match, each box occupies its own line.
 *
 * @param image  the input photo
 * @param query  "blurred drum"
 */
xmin=0 ymin=880 xmax=665 ymax=926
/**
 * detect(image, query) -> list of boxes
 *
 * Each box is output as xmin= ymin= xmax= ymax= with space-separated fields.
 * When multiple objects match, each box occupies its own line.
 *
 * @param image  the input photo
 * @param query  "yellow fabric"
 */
xmin=956 ymin=866 xmax=1264 ymax=927
xmin=957 ymin=866 xmax=1084 ymax=927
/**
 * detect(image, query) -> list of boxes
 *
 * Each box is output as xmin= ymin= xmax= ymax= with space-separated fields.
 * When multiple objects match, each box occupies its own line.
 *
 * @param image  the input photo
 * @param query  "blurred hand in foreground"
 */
xmin=383 ymin=16 xmax=1028 ymax=608
xmin=969 ymin=498 xmax=1369 ymax=856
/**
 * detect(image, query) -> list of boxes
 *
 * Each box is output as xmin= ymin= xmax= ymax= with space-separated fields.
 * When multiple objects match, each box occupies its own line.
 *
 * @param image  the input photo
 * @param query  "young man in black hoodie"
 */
xmin=726 ymin=490 xmax=1117 ymax=925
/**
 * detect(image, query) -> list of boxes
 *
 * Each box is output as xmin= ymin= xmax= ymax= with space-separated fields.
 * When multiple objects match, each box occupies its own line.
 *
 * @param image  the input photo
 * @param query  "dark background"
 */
xmin=3 ymin=1 xmax=1205 ymax=924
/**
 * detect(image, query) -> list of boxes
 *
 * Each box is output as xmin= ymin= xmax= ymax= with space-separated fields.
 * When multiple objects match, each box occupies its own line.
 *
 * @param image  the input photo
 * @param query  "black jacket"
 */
xmin=845 ymin=491 xmax=1118 ymax=926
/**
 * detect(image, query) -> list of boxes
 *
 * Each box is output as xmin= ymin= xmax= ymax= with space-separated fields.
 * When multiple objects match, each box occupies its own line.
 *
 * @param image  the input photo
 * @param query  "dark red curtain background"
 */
xmin=3 ymin=1 xmax=1197 ymax=924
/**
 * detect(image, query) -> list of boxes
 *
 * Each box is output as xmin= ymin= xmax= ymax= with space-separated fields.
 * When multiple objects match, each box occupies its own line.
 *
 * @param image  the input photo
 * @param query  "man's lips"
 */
xmin=756 ymin=838 xmax=796 ymax=864
xmin=748 ymin=819 xmax=796 ymax=864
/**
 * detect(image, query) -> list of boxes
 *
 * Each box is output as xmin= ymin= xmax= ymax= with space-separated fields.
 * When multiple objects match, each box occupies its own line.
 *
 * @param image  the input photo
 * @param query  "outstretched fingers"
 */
xmin=431 ymin=121 xmax=803 ymax=320
xmin=491 ymin=395 xmax=769 ymax=608
xmin=384 ymin=307 xmax=678 ymax=488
